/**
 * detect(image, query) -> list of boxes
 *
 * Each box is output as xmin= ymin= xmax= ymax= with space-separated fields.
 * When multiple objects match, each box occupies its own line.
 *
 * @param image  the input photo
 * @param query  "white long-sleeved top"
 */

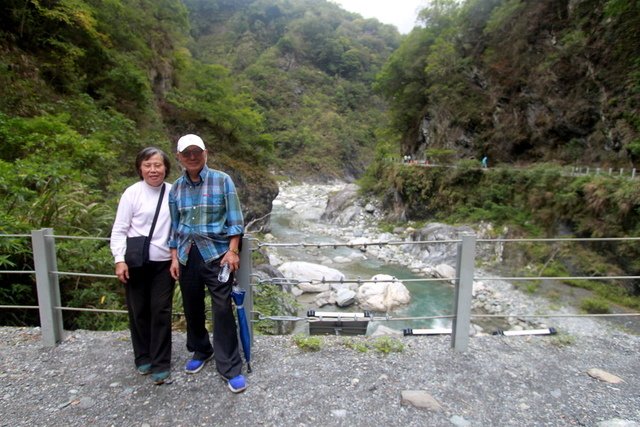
xmin=110 ymin=180 xmax=172 ymax=263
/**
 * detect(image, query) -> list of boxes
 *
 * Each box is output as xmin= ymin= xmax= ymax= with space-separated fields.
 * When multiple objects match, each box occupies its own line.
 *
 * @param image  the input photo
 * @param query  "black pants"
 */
xmin=126 ymin=260 xmax=175 ymax=373
xmin=179 ymin=245 xmax=242 ymax=380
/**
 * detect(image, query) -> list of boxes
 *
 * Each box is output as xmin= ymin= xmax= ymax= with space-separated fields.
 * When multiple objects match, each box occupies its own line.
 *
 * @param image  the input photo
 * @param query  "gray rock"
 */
xmin=335 ymin=288 xmax=356 ymax=307
xmin=321 ymin=184 xmax=359 ymax=223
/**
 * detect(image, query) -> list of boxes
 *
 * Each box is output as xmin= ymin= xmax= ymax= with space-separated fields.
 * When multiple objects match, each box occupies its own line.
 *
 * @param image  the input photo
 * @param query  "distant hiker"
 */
xmin=481 ymin=156 xmax=488 ymax=169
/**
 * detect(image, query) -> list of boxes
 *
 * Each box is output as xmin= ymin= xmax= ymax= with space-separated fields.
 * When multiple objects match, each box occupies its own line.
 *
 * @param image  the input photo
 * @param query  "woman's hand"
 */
xmin=115 ymin=262 xmax=129 ymax=284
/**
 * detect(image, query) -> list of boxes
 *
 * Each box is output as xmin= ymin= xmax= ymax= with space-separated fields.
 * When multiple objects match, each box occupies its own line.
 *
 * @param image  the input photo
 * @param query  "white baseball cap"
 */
xmin=177 ymin=134 xmax=205 ymax=153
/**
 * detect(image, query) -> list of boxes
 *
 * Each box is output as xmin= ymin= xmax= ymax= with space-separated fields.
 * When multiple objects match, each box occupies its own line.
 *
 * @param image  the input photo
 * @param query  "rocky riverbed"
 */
xmin=262 ymin=182 xmax=639 ymax=337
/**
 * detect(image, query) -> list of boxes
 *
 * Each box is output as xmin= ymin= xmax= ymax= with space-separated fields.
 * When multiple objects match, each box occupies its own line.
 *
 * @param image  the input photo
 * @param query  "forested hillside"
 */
xmin=183 ymin=0 xmax=400 ymax=179
xmin=374 ymin=0 xmax=640 ymax=166
xmin=0 ymin=0 xmax=398 ymax=327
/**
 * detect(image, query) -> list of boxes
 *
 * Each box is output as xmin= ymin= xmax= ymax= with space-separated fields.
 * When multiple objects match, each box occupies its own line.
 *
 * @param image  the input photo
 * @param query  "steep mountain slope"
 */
xmin=378 ymin=0 xmax=640 ymax=167
xmin=183 ymin=0 xmax=401 ymax=180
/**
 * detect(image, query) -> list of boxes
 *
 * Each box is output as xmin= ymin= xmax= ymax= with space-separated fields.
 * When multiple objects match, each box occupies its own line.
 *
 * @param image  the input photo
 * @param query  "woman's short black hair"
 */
xmin=135 ymin=147 xmax=171 ymax=179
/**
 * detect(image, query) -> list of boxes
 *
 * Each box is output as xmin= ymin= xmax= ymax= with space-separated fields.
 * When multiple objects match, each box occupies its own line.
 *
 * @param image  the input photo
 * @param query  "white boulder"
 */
xmin=356 ymin=274 xmax=411 ymax=312
xmin=278 ymin=261 xmax=346 ymax=294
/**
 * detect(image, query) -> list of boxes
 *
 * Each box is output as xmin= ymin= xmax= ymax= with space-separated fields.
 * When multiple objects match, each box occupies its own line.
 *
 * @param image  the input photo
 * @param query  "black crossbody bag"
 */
xmin=125 ymin=184 xmax=166 ymax=268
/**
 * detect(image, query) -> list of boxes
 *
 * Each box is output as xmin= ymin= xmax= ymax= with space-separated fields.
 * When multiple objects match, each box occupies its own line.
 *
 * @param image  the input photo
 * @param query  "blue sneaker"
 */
xmin=228 ymin=375 xmax=247 ymax=393
xmin=152 ymin=371 xmax=171 ymax=385
xmin=137 ymin=363 xmax=152 ymax=375
xmin=184 ymin=354 xmax=213 ymax=374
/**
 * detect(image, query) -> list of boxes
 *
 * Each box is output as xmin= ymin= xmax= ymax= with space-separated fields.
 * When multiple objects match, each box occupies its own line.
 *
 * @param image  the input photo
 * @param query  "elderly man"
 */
xmin=168 ymin=133 xmax=246 ymax=393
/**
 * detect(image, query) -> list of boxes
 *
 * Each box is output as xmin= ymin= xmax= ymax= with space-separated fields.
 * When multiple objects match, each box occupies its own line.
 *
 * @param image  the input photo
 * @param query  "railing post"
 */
xmin=238 ymin=235 xmax=253 ymax=343
xmin=31 ymin=228 xmax=64 ymax=346
xmin=451 ymin=232 xmax=476 ymax=352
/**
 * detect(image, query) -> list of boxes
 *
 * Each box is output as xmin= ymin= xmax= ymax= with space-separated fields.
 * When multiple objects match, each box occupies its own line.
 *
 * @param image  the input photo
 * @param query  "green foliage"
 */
xmin=0 ymin=112 xmax=122 ymax=233
xmin=253 ymin=284 xmax=300 ymax=335
xmin=341 ymin=336 xmax=404 ymax=354
xmin=64 ymin=284 xmax=129 ymax=330
xmin=521 ymin=282 xmax=539 ymax=294
xmin=0 ymin=233 xmax=38 ymax=326
xmin=483 ymin=0 xmax=525 ymax=35
xmin=626 ymin=139 xmax=640 ymax=160
xmin=168 ymin=62 xmax=273 ymax=162
xmin=56 ymin=240 xmax=128 ymax=330
xmin=373 ymin=0 xmax=640 ymax=171
xmin=0 ymin=282 xmax=37 ymax=326
xmin=550 ymin=333 xmax=576 ymax=347
xmin=425 ymin=149 xmax=456 ymax=165
xmin=342 ymin=337 xmax=370 ymax=353
xmin=370 ymin=336 xmax=404 ymax=354
xmin=580 ymin=297 xmax=610 ymax=315
xmin=292 ymin=334 xmax=322 ymax=351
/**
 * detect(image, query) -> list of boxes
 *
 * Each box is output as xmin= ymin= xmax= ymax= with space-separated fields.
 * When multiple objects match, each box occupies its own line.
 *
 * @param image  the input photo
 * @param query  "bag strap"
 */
xmin=147 ymin=183 xmax=166 ymax=241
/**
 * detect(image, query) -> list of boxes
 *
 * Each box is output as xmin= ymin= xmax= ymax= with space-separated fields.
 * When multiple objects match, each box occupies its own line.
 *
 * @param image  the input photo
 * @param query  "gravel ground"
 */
xmin=1 ymin=322 xmax=639 ymax=427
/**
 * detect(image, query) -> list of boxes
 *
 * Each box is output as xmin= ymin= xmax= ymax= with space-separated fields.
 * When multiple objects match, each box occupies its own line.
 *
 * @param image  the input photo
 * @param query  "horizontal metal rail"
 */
xmin=0 ymin=305 xmax=39 ymax=310
xmin=54 ymin=271 xmax=116 ymax=279
xmin=257 ymin=236 xmax=640 ymax=248
xmin=51 ymin=235 xmax=110 ymax=241
xmin=476 ymin=275 xmax=640 ymax=281
xmin=258 ymin=274 xmax=640 ymax=285
xmin=257 ymin=239 xmax=460 ymax=249
xmin=53 ymin=306 xmax=186 ymax=318
xmin=471 ymin=313 xmax=640 ymax=318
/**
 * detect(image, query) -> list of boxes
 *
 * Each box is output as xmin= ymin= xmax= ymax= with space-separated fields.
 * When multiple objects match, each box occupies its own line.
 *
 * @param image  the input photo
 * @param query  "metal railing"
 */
xmin=1 ymin=230 xmax=639 ymax=351
xmin=390 ymin=157 xmax=639 ymax=179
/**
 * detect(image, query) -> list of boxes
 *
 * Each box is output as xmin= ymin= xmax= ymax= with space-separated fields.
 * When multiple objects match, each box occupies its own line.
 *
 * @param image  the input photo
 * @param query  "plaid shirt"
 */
xmin=168 ymin=165 xmax=244 ymax=265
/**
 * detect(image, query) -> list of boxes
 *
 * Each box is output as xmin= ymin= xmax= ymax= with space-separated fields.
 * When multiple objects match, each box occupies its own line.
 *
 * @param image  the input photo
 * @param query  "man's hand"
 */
xmin=170 ymin=249 xmax=180 ymax=280
xmin=221 ymin=250 xmax=240 ymax=272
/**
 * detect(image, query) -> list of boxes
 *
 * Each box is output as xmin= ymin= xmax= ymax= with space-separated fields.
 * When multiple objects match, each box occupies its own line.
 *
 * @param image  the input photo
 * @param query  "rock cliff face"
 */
xmin=227 ymin=166 xmax=279 ymax=231
xmin=407 ymin=0 xmax=640 ymax=167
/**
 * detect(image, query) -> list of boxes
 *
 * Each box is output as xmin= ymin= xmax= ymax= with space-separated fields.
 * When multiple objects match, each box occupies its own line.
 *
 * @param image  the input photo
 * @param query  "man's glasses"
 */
xmin=181 ymin=148 xmax=204 ymax=158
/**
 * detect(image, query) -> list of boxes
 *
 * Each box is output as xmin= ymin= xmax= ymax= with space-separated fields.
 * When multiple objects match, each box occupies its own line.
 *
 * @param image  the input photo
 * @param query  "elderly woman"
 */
xmin=110 ymin=147 xmax=175 ymax=385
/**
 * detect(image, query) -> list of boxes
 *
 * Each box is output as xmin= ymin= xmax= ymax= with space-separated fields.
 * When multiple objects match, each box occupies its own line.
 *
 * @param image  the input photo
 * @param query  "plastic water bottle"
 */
xmin=218 ymin=263 xmax=231 ymax=283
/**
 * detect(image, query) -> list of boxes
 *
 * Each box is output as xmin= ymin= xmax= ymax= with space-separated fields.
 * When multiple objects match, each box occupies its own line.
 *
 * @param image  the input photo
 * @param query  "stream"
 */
xmin=266 ymin=183 xmax=455 ymax=333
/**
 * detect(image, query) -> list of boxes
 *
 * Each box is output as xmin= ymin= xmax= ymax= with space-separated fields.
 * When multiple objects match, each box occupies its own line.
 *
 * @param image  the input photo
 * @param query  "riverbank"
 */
xmin=1 ymin=326 xmax=638 ymax=426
